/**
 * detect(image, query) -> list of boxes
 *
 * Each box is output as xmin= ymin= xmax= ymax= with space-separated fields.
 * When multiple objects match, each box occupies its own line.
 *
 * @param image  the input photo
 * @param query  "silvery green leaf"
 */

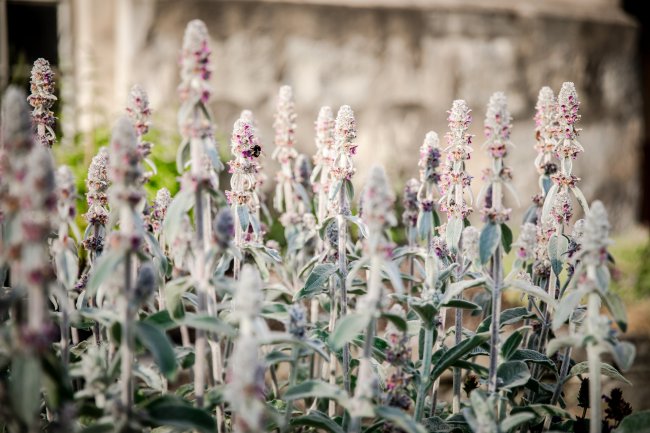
xmin=506 ymin=279 xmax=556 ymax=307
xmin=86 ymin=250 xmax=123 ymax=297
xmin=446 ymin=217 xmax=463 ymax=251
xmin=602 ymin=290 xmax=627 ymax=332
xmin=329 ymin=313 xmax=371 ymax=350
xmin=568 ymin=361 xmax=631 ymax=385
xmin=511 ymin=404 xmax=574 ymax=420
xmin=509 ymin=349 xmax=557 ymax=372
xmin=236 ymin=205 xmax=249 ymax=232
xmin=571 ymin=186 xmax=590 ymax=215
xmin=417 ymin=210 xmax=433 ymax=241
xmin=479 ymin=222 xmax=501 ymax=265
xmin=553 ymin=290 xmax=584 ymax=330
xmin=55 ymin=246 xmax=79 ymax=290
xmin=541 ymin=184 xmax=558 ymax=221
xmin=344 ymin=215 xmax=368 ymax=238
xmin=290 ymin=411 xmax=345 ymax=433
xmin=10 ymin=355 xmax=41 ymax=427
xmin=284 ymin=380 xmax=350 ymax=407
xmin=295 ymin=263 xmax=338 ymax=301
xmin=443 ymin=278 xmax=486 ymax=304
xmin=175 ymin=138 xmax=190 ymax=174
xmin=135 ymin=321 xmax=178 ymax=380
xmin=548 ymin=233 xmax=569 ymax=277
xmin=547 ymin=335 xmax=581 ymax=356
xmin=501 ymin=328 xmax=528 ymax=360
xmin=374 ymin=406 xmax=427 ymax=433
xmin=428 ymin=333 xmax=490 ymax=384
xmin=611 ymin=341 xmax=636 ymax=372
xmin=613 ymin=410 xmax=650 ymax=433
xmin=498 ymin=360 xmax=531 ymax=389
xmin=500 ymin=413 xmax=536 ymax=432
xmin=163 ymin=190 xmax=194 ymax=243
xmin=383 ymin=260 xmax=405 ymax=295
xmin=501 ymin=223 xmax=513 ymax=254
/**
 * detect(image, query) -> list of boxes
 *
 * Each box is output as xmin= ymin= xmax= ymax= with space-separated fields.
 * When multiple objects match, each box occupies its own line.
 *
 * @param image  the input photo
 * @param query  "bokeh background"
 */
xmin=2 ymin=0 xmax=649 ymax=410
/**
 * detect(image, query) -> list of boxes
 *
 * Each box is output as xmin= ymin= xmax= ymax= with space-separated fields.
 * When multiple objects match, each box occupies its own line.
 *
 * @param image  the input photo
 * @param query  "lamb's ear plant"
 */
xmin=0 ymin=21 xmax=645 ymax=433
xmin=478 ymin=92 xmax=516 ymax=397
xmin=547 ymin=201 xmax=635 ymax=433
xmin=439 ymin=99 xmax=475 ymax=414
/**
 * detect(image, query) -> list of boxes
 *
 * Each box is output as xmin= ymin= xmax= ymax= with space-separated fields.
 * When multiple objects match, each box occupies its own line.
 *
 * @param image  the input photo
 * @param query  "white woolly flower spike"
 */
xmin=28 ymin=58 xmax=57 ymax=148
xmin=513 ymin=222 xmax=537 ymax=262
xmin=556 ymin=82 xmax=583 ymax=160
xmin=360 ymin=165 xmax=396 ymax=231
xmin=272 ymin=85 xmax=298 ymax=163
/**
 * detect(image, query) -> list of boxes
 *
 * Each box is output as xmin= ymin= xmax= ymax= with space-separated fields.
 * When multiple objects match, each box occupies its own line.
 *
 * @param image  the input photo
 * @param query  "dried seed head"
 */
xmin=27 ymin=58 xmax=57 ymax=147
xmin=360 ymin=165 xmax=396 ymax=231
xmin=513 ymin=222 xmax=537 ymax=261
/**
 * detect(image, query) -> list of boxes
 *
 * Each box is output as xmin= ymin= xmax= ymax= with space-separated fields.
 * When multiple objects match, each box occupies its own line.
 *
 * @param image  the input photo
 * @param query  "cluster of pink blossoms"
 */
xmin=27 ymin=58 xmax=57 ymax=148
xmin=439 ymin=100 xmax=474 ymax=220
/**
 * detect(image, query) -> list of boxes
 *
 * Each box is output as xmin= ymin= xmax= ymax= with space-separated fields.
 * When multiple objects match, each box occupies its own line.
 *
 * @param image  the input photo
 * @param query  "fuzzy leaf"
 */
xmin=284 ymin=380 xmax=349 ymax=405
xmin=374 ymin=406 xmax=427 ymax=433
xmin=10 ymin=355 xmax=41 ymax=427
xmin=498 ymin=360 xmax=530 ymax=389
xmin=548 ymin=234 xmax=569 ymax=277
xmin=329 ymin=313 xmax=371 ymax=350
xmin=135 ymin=321 xmax=177 ymax=380
xmin=86 ymin=250 xmax=123 ymax=297
xmin=567 ymin=361 xmax=631 ymax=385
xmin=479 ymin=222 xmax=501 ymax=265
xmin=144 ymin=396 xmax=216 ymax=433
xmin=290 ymin=411 xmax=344 ymax=433
xmin=500 ymin=413 xmax=536 ymax=432
xmin=603 ymin=290 xmax=627 ymax=332
xmin=501 ymin=223 xmax=513 ymax=254
xmin=501 ymin=329 xmax=527 ymax=360
xmin=295 ymin=264 xmax=337 ymax=301
xmin=428 ymin=333 xmax=490 ymax=385
xmin=446 ymin=217 xmax=463 ymax=251
xmin=180 ymin=314 xmax=236 ymax=337
xmin=613 ymin=410 xmax=650 ymax=433
xmin=163 ymin=190 xmax=194 ymax=243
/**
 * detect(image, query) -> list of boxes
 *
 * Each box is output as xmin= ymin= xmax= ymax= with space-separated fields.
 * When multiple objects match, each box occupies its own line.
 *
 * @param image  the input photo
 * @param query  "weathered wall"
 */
xmin=93 ymin=0 xmax=643 ymax=227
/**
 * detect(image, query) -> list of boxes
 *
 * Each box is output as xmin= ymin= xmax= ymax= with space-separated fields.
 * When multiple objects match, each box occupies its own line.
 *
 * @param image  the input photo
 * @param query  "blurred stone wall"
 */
xmin=87 ymin=0 xmax=643 ymax=228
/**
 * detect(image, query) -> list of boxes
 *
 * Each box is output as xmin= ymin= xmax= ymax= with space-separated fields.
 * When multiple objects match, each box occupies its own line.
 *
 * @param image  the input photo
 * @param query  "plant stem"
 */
xmin=194 ymin=187 xmax=208 ymax=407
xmin=337 ymin=185 xmax=350 ymax=395
xmin=587 ymin=291 xmax=602 ymax=433
xmin=415 ymin=326 xmax=434 ymax=421
xmin=120 ymin=253 xmax=134 ymax=414
xmin=488 ymin=247 xmax=502 ymax=395
xmin=283 ymin=347 xmax=300 ymax=432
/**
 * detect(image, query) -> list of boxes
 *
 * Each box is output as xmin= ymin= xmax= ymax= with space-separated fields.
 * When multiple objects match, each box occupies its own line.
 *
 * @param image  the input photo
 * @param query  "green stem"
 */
xmin=415 ymin=326 xmax=434 ymax=421
xmin=488 ymin=247 xmax=502 ymax=395
xmin=283 ymin=347 xmax=300 ymax=432
xmin=587 ymin=292 xmax=602 ymax=433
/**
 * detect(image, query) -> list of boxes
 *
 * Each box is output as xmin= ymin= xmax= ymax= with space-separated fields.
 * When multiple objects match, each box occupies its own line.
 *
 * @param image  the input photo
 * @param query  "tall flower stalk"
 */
xmin=227 ymin=116 xmax=263 ymax=278
xmin=331 ymin=105 xmax=358 ymax=395
xmin=27 ymin=58 xmax=57 ymax=148
xmin=107 ymin=116 xmax=146 ymax=415
xmin=312 ymin=106 xmax=336 ymax=226
xmin=350 ymin=165 xmax=396 ymax=432
xmin=272 ymin=85 xmax=299 ymax=218
xmin=177 ymin=19 xmax=223 ymax=406
xmin=439 ymin=99 xmax=474 ymax=413
xmin=226 ymin=265 xmax=266 ymax=433
xmin=479 ymin=92 xmax=515 ymax=395
xmin=126 ymin=84 xmax=155 ymax=183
